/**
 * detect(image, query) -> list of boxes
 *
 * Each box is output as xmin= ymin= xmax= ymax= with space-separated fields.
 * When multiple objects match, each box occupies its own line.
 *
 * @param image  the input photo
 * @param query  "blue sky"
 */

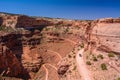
xmin=0 ymin=0 xmax=120 ymax=20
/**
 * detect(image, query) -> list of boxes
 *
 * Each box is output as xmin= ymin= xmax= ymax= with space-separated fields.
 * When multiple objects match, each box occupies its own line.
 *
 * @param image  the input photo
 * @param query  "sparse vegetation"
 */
xmin=0 ymin=26 xmax=15 ymax=32
xmin=101 ymin=63 xmax=107 ymax=70
xmin=68 ymin=54 xmax=72 ymax=58
xmin=86 ymin=61 xmax=92 ymax=65
xmin=8 ymin=21 xmax=14 ymax=25
xmin=64 ymin=27 xmax=69 ymax=33
xmin=75 ymin=26 xmax=81 ymax=29
xmin=80 ymin=43 xmax=84 ymax=48
xmin=93 ymin=56 xmax=98 ymax=61
xmin=73 ymin=66 xmax=77 ymax=70
xmin=97 ymin=54 xmax=104 ymax=59
xmin=117 ymin=77 xmax=120 ymax=80
xmin=108 ymin=52 xmax=115 ymax=57
xmin=44 ymin=28 xmax=50 ymax=31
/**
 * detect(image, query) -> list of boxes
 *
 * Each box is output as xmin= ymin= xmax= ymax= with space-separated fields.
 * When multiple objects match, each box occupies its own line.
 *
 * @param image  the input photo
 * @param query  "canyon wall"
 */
xmin=0 ymin=13 xmax=120 ymax=80
xmin=0 ymin=33 xmax=22 ymax=77
xmin=16 ymin=16 xmax=53 ymax=28
xmin=0 ymin=31 xmax=43 ymax=79
xmin=0 ymin=17 xmax=3 ymax=26
xmin=0 ymin=13 xmax=52 ymax=28
xmin=85 ymin=18 xmax=120 ymax=54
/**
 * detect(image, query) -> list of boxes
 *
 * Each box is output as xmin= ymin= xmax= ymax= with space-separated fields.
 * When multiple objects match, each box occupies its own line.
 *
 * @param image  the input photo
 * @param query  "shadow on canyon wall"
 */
xmin=0 ymin=26 xmax=45 ymax=79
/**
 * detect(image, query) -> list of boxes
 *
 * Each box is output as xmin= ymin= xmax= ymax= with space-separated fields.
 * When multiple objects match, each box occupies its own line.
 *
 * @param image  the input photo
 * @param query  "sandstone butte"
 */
xmin=0 ymin=12 xmax=120 ymax=80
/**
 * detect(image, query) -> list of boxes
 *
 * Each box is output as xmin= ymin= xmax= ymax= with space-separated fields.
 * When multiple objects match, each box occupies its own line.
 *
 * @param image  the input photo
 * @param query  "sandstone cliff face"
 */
xmin=0 ymin=17 xmax=3 ymax=26
xmin=0 ymin=14 xmax=18 ymax=28
xmin=0 ymin=34 xmax=22 ymax=77
xmin=0 ymin=13 xmax=53 ymax=28
xmin=85 ymin=18 xmax=120 ymax=54
xmin=0 ymin=31 xmax=43 ymax=79
xmin=16 ymin=16 xmax=53 ymax=28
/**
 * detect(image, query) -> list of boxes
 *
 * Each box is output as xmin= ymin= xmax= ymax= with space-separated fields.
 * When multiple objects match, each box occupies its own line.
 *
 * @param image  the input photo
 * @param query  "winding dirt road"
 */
xmin=41 ymin=63 xmax=58 ymax=80
xmin=43 ymin=65 xmax=48 ymax=80
xmin=76 ymin=49 xmax=93 ymax=80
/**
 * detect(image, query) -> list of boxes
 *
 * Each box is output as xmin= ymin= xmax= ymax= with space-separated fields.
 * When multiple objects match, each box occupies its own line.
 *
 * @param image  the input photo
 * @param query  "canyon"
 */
xmin=0 ymin=12 xmax=120 ymax=80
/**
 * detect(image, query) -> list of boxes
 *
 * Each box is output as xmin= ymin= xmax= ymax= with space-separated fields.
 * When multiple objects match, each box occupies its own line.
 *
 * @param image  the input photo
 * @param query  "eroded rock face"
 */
xmin=0 ymin=49 xmax=21 ymax=77
xmin=98 ymin=18 xmax=120 ymax=23
xmin=0 ymin=34 xmax=22 ymax=77
xmin=58 ymin=65 xmax=69 ymax=76
xmin=0 ymin=13 xmax=53 ymax=28
xmin=0 ymin=17 xmax=3 ymax=26
xmin=0 ymin=32 xmax=44 ymax=79
xmin=85 ymin=18 xmax=120 ymax=54
xmin=16 ymin=16 xmax=53 ymax=28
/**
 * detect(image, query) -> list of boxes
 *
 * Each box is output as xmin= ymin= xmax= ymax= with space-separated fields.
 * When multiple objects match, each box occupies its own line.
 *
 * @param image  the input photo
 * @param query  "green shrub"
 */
xmin=64 ymin=28 xmax=69 ymax=33
xmin=0 ymin=26 xmax=6 ymax=31
xmin=44 ymin=28 xmax=50 ymax=31
xmin=93 ymin=56 xmax=98 ymax=61
xmin=117 ymin=77 xmax=120 ymax=80
xmin=101 ymin=63 xmax=107 ymax=70
xmin=80 ymin=43 xmax=84 ymax=48
xmin=108 ymin=52 xmax=115 ymax=57
xmin=97 ymin=54 xmax=104 ymax=59
xmin=86 ymin=61 xmax=92 ymax=65
xmin=73 ymin=66 xmax=77 ymax=70
xmin=0 ymin=26 xmax=14 ymax=32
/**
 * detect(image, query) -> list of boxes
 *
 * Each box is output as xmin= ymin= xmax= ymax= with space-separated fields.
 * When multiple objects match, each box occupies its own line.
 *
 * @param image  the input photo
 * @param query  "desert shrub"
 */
xmin=68 ymin=54 xmax=72 ymax=58
xmin=64 ymin=27 xmax=69 ymax=33
xmin=73 ymin=55 xmax=75 ymax=58
xmin=0 ymin=26 xmax=14 ymax=32
xmin=86 ymin=61 xmax=92 ymax=65
xmin=0 ymin=26 xmax=6 ymax=31
xmin=44 ymin=28 xmax=50 ymax=31
xmin=117 ymin=77 xmax=120 ymax=80
xmin=101 ymin=63 xmax=107 ymax=70
xmin=80 ymin=43 xmax=84 ymax=48
xmin=108 ymin=52 xmax=115 ymax=57
xmin=93 ymin=56 xmax=98 ymax=61
xmin=97 ymin=54 xmax=104 ymax=59
xmin=75 ymin=26 xmax=81 ymax=29
xmin=73 ymin=66 xmax=76 ymax=70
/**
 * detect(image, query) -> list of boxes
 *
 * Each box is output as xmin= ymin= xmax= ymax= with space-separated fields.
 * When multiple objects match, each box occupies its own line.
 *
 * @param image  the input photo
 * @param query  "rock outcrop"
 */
xmin=0 ymin=34 xmax=22 ymax=77
xmin=58 ymin=65 xmax=69 ymax=76
xmin=0 ymin=31 xmax=43 ymax=79
xmin=85 ymin=18 xmax=120 ymax=54
xmin=0 ymin=13 xmax=53 ymax=28
xmin=0 ymin=17 xmax=3 ymax=26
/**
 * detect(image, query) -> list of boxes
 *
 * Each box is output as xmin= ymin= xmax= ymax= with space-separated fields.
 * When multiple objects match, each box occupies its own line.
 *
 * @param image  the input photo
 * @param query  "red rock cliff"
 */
xmin=85 ymin=18 xmax=120 ymax=54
